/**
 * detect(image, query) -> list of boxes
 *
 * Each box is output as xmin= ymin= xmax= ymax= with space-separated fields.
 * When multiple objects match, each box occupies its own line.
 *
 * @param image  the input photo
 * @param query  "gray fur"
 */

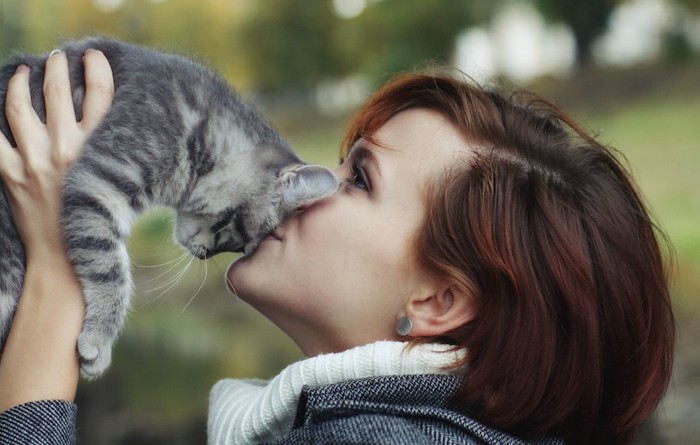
xmin=0 ymin=37 xmax=338 ymax=378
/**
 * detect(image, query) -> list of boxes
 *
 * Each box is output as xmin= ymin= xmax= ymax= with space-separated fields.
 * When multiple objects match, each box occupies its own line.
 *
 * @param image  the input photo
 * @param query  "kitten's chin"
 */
xmin=185 ymin=243 xmax=244 ymax=259
xmin=241 ymin=229 xmax=283 ymax=257
xmin=243 ymin=241 xmax=259 ymax=257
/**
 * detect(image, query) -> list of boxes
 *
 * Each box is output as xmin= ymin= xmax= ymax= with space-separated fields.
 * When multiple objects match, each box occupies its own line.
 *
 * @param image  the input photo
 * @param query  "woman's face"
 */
xmin=227 ymin=108 xmax=470 ymax=355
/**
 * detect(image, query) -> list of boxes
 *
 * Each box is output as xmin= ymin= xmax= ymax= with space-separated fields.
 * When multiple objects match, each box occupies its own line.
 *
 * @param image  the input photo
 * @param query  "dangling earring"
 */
xmin=396 ymin=316 xmax=413 ymax=336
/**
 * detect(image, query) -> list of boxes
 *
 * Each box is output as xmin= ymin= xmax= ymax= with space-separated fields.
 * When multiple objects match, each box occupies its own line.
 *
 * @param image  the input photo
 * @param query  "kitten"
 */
xmin=0 ymin=37 xmax=338 ymax=378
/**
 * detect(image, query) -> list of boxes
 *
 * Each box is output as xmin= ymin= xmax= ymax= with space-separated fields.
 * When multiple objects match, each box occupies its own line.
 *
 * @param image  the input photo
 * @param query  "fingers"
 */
xmin=80 ymin=49 xmax=114 ymax=133
xmin=2 ymin=48 xmax=113 ymax=182
xmin=44 ymin=50 xmax=78 ymax=142
xmin=0 ymin=114 xmax=22 ymax=183
xmin=4 ymin=65 xmax=42 ymax=153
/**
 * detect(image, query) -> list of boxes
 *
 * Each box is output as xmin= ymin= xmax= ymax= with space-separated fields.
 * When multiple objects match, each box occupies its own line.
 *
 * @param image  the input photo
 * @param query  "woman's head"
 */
xmin=228 ymin=70 xmax=674 ymax=443
xmin=340 ymin=71 xmax=674 ymax=443
xmin=227 ymin=106 xmax=476 ymax=355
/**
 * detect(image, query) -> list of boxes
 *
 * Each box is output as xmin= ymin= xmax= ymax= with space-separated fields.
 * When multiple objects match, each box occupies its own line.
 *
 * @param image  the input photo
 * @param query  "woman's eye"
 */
xmin=349 ymin=163 xmax=369 ymax=191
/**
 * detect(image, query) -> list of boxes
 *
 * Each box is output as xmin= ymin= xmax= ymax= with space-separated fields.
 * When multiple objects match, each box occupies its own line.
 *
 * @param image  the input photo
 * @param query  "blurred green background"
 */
xmin=2 ymin=0 xmax=699 ymax=443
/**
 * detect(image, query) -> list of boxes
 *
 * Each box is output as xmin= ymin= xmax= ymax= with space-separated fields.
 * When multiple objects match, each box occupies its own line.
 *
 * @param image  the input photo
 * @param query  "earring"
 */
xmin=396 ymin=316 xmax=413 ymax=336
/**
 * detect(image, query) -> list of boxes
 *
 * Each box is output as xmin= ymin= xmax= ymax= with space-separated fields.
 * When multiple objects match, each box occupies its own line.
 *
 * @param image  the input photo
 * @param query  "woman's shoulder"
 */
xmin=0 ymin=400 xmax=77 ymax=444
xmin=276 ymin=374 xmax=563 ymax=445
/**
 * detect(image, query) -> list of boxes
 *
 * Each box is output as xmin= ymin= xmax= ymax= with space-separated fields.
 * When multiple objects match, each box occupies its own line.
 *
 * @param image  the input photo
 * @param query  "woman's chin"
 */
xmin=225 ymin=256 xmax=248 ymax=294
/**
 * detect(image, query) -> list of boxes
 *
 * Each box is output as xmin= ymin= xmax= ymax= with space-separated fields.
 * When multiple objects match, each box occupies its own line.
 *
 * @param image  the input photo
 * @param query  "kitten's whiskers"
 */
xmin=140 ymin=251 xmax=191 ymax=284
xmin=210 ymin=258 xmax=238 ymax=298
xmin=130 ymin=244 xmax=185 ymax=265
xmin=134 ymin=253 xmax=190 ymax=269
xmin=143 ymin=254 xmax=196 ymax=305
xmin=181 ymin=255 xmax=208 ymax=313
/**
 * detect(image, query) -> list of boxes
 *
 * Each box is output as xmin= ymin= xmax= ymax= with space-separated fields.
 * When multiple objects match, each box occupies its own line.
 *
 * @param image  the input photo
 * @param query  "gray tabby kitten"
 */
xmin=0 ymin=37 xmax=338 ymax=379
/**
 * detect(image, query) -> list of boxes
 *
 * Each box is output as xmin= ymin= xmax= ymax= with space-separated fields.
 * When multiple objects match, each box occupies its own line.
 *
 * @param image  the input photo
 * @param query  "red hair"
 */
xmin=341 ymin=71 xmax=675 ymax=444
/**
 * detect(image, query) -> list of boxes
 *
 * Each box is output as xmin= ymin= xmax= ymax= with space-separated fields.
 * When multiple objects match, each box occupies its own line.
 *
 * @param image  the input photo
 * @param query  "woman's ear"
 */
xmin=403 ymin=285 xmax=476 ymax=337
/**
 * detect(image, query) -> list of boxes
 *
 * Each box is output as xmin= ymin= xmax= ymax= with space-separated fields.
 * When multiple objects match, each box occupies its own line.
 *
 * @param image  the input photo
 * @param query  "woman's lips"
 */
xmin=264 ymin=230 xmax=283 ymax=242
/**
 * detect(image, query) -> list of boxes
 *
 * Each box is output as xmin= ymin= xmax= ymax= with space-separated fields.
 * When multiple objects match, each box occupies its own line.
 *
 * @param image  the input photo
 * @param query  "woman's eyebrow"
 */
xmin=350 ymin=145 xmax=383 ymax=179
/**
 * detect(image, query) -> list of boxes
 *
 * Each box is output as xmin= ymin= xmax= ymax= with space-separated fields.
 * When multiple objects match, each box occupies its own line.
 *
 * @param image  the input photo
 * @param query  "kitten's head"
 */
xmin=173 ymin=145 xmax=338 ymax=259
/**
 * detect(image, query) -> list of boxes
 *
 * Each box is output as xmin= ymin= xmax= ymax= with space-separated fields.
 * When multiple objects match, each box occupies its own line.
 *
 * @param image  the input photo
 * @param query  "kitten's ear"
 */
xmin=277 ymin=164 xmax=339 ymax=213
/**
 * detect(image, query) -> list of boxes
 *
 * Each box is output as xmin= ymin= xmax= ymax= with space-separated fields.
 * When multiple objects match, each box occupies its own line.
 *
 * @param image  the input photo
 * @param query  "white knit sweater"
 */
xmin=207 ymin=341 xmax=466 ymax=445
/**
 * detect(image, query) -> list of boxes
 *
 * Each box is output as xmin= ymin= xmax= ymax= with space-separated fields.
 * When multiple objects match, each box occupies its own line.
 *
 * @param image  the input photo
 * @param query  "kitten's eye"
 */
xmin=349 ymin=162 xmax=369 ymax=191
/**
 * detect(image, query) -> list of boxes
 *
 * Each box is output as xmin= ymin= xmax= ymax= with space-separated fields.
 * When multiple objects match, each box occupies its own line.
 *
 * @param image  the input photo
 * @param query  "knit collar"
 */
xmin=207 ymin=340 xmax=466 ymax=445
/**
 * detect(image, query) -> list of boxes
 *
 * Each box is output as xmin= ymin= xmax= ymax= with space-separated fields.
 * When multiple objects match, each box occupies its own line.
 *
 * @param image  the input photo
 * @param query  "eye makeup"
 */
xmin=349 ymin=160 xmax=370 ymax=191
xmin=348 ymin=144 xmax=382 ymax=182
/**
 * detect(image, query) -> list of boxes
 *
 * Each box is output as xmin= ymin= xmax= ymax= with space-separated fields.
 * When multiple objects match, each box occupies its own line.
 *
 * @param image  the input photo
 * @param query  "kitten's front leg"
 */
xmin=0 ymin=196 xmax=27 ymax=350
xmin=62 ymin=188 xmax=135 ymax=379
xmin=76 ymin=267 xmax=132 ymax=379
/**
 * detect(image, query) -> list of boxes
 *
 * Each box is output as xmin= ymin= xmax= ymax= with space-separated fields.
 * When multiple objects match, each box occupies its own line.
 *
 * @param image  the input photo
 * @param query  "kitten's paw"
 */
xmin=78 ymin=332 xmax=112 ymax=379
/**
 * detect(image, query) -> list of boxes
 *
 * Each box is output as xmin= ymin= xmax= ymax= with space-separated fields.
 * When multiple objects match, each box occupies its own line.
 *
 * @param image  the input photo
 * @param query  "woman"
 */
xmin=0 ymin=50 xmax=674 ymax=444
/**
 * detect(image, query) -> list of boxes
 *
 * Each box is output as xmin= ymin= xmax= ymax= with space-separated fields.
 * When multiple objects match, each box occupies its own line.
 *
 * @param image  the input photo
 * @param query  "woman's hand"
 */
xmin=0 ymin=49 xmax=113 ymax=261
xmin=0 ymin=49 xmax=114 ymax=412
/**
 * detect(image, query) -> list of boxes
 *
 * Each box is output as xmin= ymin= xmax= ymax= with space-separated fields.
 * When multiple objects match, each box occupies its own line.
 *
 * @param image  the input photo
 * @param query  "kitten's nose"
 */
xmin=191 ymin=245 xmax=209 ymax=259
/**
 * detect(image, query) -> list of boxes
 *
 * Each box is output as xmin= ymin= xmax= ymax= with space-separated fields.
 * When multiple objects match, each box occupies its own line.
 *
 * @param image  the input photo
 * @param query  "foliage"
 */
xmin=0 ymin=0 xmax=250 ymax=85
xmin=237 ymin=0 xmax=349 ymax=93
xmin=3 ymin=0 xmax=697 ymax=93
xmin=535 ymin=0 xmax=617 ymax=63
xmin=676 ymin=0 xmax=700 ymax=12
xmin=0 ymin=0 xmax=26 ymax=58
xmin=236 ymin=0 xmax=478 ymax=93
xmin=348 ymin=0 xmax=477 ymax=85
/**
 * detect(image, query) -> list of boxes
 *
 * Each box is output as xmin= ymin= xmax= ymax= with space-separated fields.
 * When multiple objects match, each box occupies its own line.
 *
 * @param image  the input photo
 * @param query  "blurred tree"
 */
xmin=663 ymin=0 xmax=700 ymax=63
xmin=237 ymin=0 xmax=478 ymax=93
xmin=535 ymin=0 xmax=616 ymax=64
xmin=0 ymin=0 xmax=26 ymax=59
xmin=352 ymin=0 xmax=477 ymax=83
xmin=237 ymin=0 xmax=350 ymax=94
xmin=2 ymin=0 xmax=251 ymax=87
xmin=675 ymin=0 xmax=700 ymax=12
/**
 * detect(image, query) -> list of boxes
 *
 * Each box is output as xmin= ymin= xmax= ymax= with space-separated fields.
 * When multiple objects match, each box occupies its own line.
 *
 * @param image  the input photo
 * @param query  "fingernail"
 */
xmin=49 ymin=49 xmax=62 ymax=57
xmin=82 ymin=48 xmax=103 ymax=61
xmin=15 ymin=64 xmax=29 ymax=74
